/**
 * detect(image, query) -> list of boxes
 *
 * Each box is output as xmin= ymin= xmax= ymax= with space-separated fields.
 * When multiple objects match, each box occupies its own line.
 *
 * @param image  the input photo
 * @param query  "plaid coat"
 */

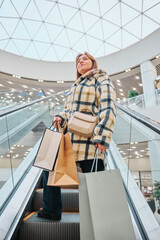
xmin=57 ymin=69 xmax=116 ymax=162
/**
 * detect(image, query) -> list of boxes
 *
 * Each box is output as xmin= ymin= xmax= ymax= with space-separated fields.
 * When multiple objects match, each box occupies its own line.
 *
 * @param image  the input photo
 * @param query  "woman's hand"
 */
xmin=53 ymin=116 xmax=62 ymax=128
xmin=95 ymin=143 xmax=107 ymax=153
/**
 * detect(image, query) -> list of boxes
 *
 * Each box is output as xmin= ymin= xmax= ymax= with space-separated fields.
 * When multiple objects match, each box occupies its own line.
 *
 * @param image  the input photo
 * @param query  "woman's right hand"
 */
xmin=53 ymin=116 xmax=62 ymax=128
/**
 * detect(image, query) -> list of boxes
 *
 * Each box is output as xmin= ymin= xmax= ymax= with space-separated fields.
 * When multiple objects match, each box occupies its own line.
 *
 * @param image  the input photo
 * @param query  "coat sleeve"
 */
xmin=93 ymin=77 xmax=116 ymax=148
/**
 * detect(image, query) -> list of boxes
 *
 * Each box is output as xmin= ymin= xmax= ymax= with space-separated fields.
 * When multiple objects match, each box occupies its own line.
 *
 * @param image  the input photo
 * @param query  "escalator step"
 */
xmin=19 ymin=212 xmax=80 ymax=240
xmin=33 ymin=189 xmax=79 ymax=212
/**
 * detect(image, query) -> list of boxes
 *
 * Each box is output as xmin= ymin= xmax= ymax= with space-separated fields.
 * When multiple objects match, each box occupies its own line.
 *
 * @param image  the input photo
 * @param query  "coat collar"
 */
xmin=75 ymin=69 xmax=107 ymax=85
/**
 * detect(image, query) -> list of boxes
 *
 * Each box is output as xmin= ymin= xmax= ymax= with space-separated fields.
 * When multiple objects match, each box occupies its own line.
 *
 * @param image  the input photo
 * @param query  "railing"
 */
xmin=112 ymin=103 xmax=160 ymax=239
xmin=119 ymin=89 xmax=160 ymax=109
xmin=0 ymin=91 xmax=67 ymax=212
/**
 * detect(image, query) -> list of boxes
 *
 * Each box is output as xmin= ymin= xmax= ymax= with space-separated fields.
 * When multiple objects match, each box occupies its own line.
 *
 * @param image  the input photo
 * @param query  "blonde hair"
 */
xmin=76 ymin=52 xmax=98 ymax=79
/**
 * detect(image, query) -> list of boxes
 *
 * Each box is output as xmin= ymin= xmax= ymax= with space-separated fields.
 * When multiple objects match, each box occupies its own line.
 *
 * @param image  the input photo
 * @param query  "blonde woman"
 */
xmin=38 ymin=52 xmax=116 ymax=220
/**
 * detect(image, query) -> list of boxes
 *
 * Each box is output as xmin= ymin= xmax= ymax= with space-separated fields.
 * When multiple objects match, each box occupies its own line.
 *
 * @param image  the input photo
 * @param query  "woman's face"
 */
xmin=77 ymin=54 xmax=93 ymax=76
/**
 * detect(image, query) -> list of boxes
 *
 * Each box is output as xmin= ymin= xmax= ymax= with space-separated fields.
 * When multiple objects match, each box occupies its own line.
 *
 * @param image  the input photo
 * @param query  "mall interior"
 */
xmin=0 ymin=0 xmax=160 ymax=239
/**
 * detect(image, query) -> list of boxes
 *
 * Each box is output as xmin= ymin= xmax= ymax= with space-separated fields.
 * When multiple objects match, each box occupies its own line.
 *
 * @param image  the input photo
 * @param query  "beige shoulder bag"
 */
xmin=68 ymin=109 xmax=98 ymax=138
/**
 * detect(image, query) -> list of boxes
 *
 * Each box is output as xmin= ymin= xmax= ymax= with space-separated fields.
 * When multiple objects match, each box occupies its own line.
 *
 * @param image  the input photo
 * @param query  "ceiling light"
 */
xmin=0 ymin=84 xmax=4 ymax=86
xmin=22 ymin=85 xmax=28 ymax=88
xmin=119 ymin=89 xmax=123 ymax=92
xmin=50 ymin=89 xmax=55 ymax=92
xmin=135 ymin=76 xmax=140 ymax=79
xmin=116 ymin=80 xmax=120 ymax=82
xmin=117 ymin=83 xmax=121 ymax=86
xmin=139 ymin=83 xmax=142 ymax=86
xmin=125 ymin=69 xmax=131 ymax=72
xmin=8 ymin=81 xmax=13 ymax=84
xmin=13 ymin=75 xmax=21 ymax=78
xmin=57 ymin=81 xmax=64 ymax=83
xmin=38 ymin=79 xmax=44 ymax=82
xmin=120 ymin=93 xmax=124 ymax=95
xmin=133 ymin=88 xmax=136 ymax=90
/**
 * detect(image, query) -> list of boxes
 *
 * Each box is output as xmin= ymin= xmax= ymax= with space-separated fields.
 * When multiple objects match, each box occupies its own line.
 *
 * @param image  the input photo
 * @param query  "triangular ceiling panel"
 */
xmin=12 ymin=39 xmax=30 ymax=55
xmin=73 ymin=35 xmax=88 ymax=53
xmin=102 ymin=20 xmax=119 ymax=39
xmin=22 ymin=0 xmax=42 ymax=21
xmin=61 ymin=50 xmax=75 ymax=62
xmin=67 ymin=11 xmax=84 ymax=32
xmin=11 ymin=0 xmax=30 ymax=16
xmin=144 ymin=3 xmax=160 ymax=24
xmin=0 ymin=0 xmax=19 ymax=17
xmin=105 ymin=43 xmax=118 ymax=55
xmin=66 ymin=28 xmax=83 ymax=46
xmin=99 ymin=0 xmax=118 ymax=16
xmin=43 ymin=46 xmax=58 ymax=61
xmin=123 ymin=15 xmax=142 ymax=39
xmin=0 ymin=23 xmax=10 ymax=39
xmin=122 ymin=0 xmax=142 ymax=12
xmin=1 ymin=18 xmax=19 ymax=36
xmin=58 ymin=0 xmax=79 ymax=8
xmin=33 ymin=41 xmax=50 ymax=59
xmin=12 ymin=20 xmax=30 ymax=39
xmin=45 ymin=23 xmax=63 ymax=42
xmin=54 ymin=29 xmax=70 ymax=47
xmin=94 ymin=43 xmax=105 ymax=58
xmin=34 ymin=24 xmax=51 ymax=42
xmin=106 ymin=30 xmax=121 ymax=48
xmin=0 ymin=39 xmax=9 ymax=49
xmin=45 ymin=4 xmax=63 ymax=26
xmin=22 ymin=19 xmax=42 ymax=39
xmin=23 ymin=41 xmax=39 ymax=59
xmin=81 ymin=0 xmax=100 ymax=16
xmin=79 ymin=11 xmax=99 ymax=32
xmin=142 ymin=15 xmax=159 ymax=38
xmin=122 ymin=29 xmax=139 ymax=48
xmin=34 ymin=0 xmax=55 ymax=20
xmin=58 ymin=4 xmax=78 ymax=25
xmin=87 ymin=20 xmax=103 ymax=40
xmin=121 ymin=3 xmax=140 ymax=26
xmin=86 ymin=35 xmax=102 ymax=54
xmin=103 ymin=3 xmax=121 ymax=26
xmin=143 ymin=0 xmax=160 ymax=12
xmin=5 ymin=39 xmax=20 ymax=55
xmin=54 ymin=45 xmax=69 ymax=60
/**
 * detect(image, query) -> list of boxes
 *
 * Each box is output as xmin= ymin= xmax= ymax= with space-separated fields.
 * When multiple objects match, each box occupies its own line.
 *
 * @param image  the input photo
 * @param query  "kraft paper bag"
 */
xmin=47 ymin=132 xmax=79 ymax=187
xmin=79 ymin=169 xmax=136 ymax=240
xmin=33 ymin=128 xmax=62 ymax=171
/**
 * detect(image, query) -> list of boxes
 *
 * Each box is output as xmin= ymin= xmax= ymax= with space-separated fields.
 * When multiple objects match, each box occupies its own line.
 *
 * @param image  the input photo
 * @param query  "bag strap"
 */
xmin=80 ymin=108 xmax=96 ymax=117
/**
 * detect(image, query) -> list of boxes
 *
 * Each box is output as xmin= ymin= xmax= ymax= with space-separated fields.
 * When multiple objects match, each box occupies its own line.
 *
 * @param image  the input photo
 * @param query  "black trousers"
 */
xmin=43 ymin=159 xmax=104 ymax=215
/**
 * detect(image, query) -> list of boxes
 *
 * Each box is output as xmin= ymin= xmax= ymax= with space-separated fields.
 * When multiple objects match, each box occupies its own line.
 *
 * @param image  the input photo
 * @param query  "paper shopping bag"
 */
xmin=47 ymin=132 xmax=79 ymax=187
xmin=33 ymin=128 xmax=62 ymax=171
xmin=79 ymin=169 xmax=136 ymax=240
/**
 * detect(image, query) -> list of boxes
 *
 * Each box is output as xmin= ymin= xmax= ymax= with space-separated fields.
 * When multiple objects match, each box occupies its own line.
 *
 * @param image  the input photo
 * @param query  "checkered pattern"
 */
xmin=57 ymin=69 xmax=116 ymax=162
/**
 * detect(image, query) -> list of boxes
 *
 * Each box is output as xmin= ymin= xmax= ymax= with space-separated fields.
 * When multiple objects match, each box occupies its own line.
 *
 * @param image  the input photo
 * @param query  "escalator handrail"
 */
xmin=116 ymin=102 xmax=160 ymax=135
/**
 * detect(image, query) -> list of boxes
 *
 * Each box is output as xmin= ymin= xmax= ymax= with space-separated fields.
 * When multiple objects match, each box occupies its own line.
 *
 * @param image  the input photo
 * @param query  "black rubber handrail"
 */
xmin=116 ymin=102 xmax=160 ymax=135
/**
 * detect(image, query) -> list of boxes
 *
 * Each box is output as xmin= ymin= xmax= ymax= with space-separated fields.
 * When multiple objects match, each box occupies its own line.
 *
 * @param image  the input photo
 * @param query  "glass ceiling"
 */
xmin=0 ymin=0 xmax=160 ymax=62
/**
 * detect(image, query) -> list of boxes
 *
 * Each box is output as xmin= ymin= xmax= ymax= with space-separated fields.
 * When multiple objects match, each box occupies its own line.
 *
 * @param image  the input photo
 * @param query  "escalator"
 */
xmin=0 ymin=94 xmax=160 ymax=240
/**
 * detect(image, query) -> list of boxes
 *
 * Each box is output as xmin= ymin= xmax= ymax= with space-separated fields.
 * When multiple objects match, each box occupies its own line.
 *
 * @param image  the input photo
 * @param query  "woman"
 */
xmin=38 ymin=52 xmax=116 ymax=220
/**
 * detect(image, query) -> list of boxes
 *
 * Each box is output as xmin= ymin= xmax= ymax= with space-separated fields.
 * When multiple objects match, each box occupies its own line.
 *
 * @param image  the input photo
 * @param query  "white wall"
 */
xmin=0 ymin=28 xmax=160 ymax=81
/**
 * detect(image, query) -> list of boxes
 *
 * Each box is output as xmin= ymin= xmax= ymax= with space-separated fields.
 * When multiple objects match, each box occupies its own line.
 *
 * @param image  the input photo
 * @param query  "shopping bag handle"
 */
xmin=91 ymin=148 xmax=111 ymax=172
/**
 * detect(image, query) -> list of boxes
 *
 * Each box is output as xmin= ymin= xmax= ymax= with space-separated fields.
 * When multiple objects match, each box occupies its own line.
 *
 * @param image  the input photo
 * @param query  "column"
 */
xmin=140 ymin=61 xmax=157 ymax=107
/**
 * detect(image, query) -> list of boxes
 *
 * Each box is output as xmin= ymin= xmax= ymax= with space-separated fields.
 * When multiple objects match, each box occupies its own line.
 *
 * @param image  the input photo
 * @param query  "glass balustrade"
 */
xmin=0 ymin=92 xmax=67 ymax=211
xmin=113 ymin=107 xmax=160 ymax=226
xmin=0 ymin=90 xmax=45 ymax=111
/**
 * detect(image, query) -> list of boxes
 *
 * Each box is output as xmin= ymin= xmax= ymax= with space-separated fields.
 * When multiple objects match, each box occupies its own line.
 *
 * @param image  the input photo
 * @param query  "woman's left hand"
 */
xmin=95 ymin=143 xmax=107 ymax=153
